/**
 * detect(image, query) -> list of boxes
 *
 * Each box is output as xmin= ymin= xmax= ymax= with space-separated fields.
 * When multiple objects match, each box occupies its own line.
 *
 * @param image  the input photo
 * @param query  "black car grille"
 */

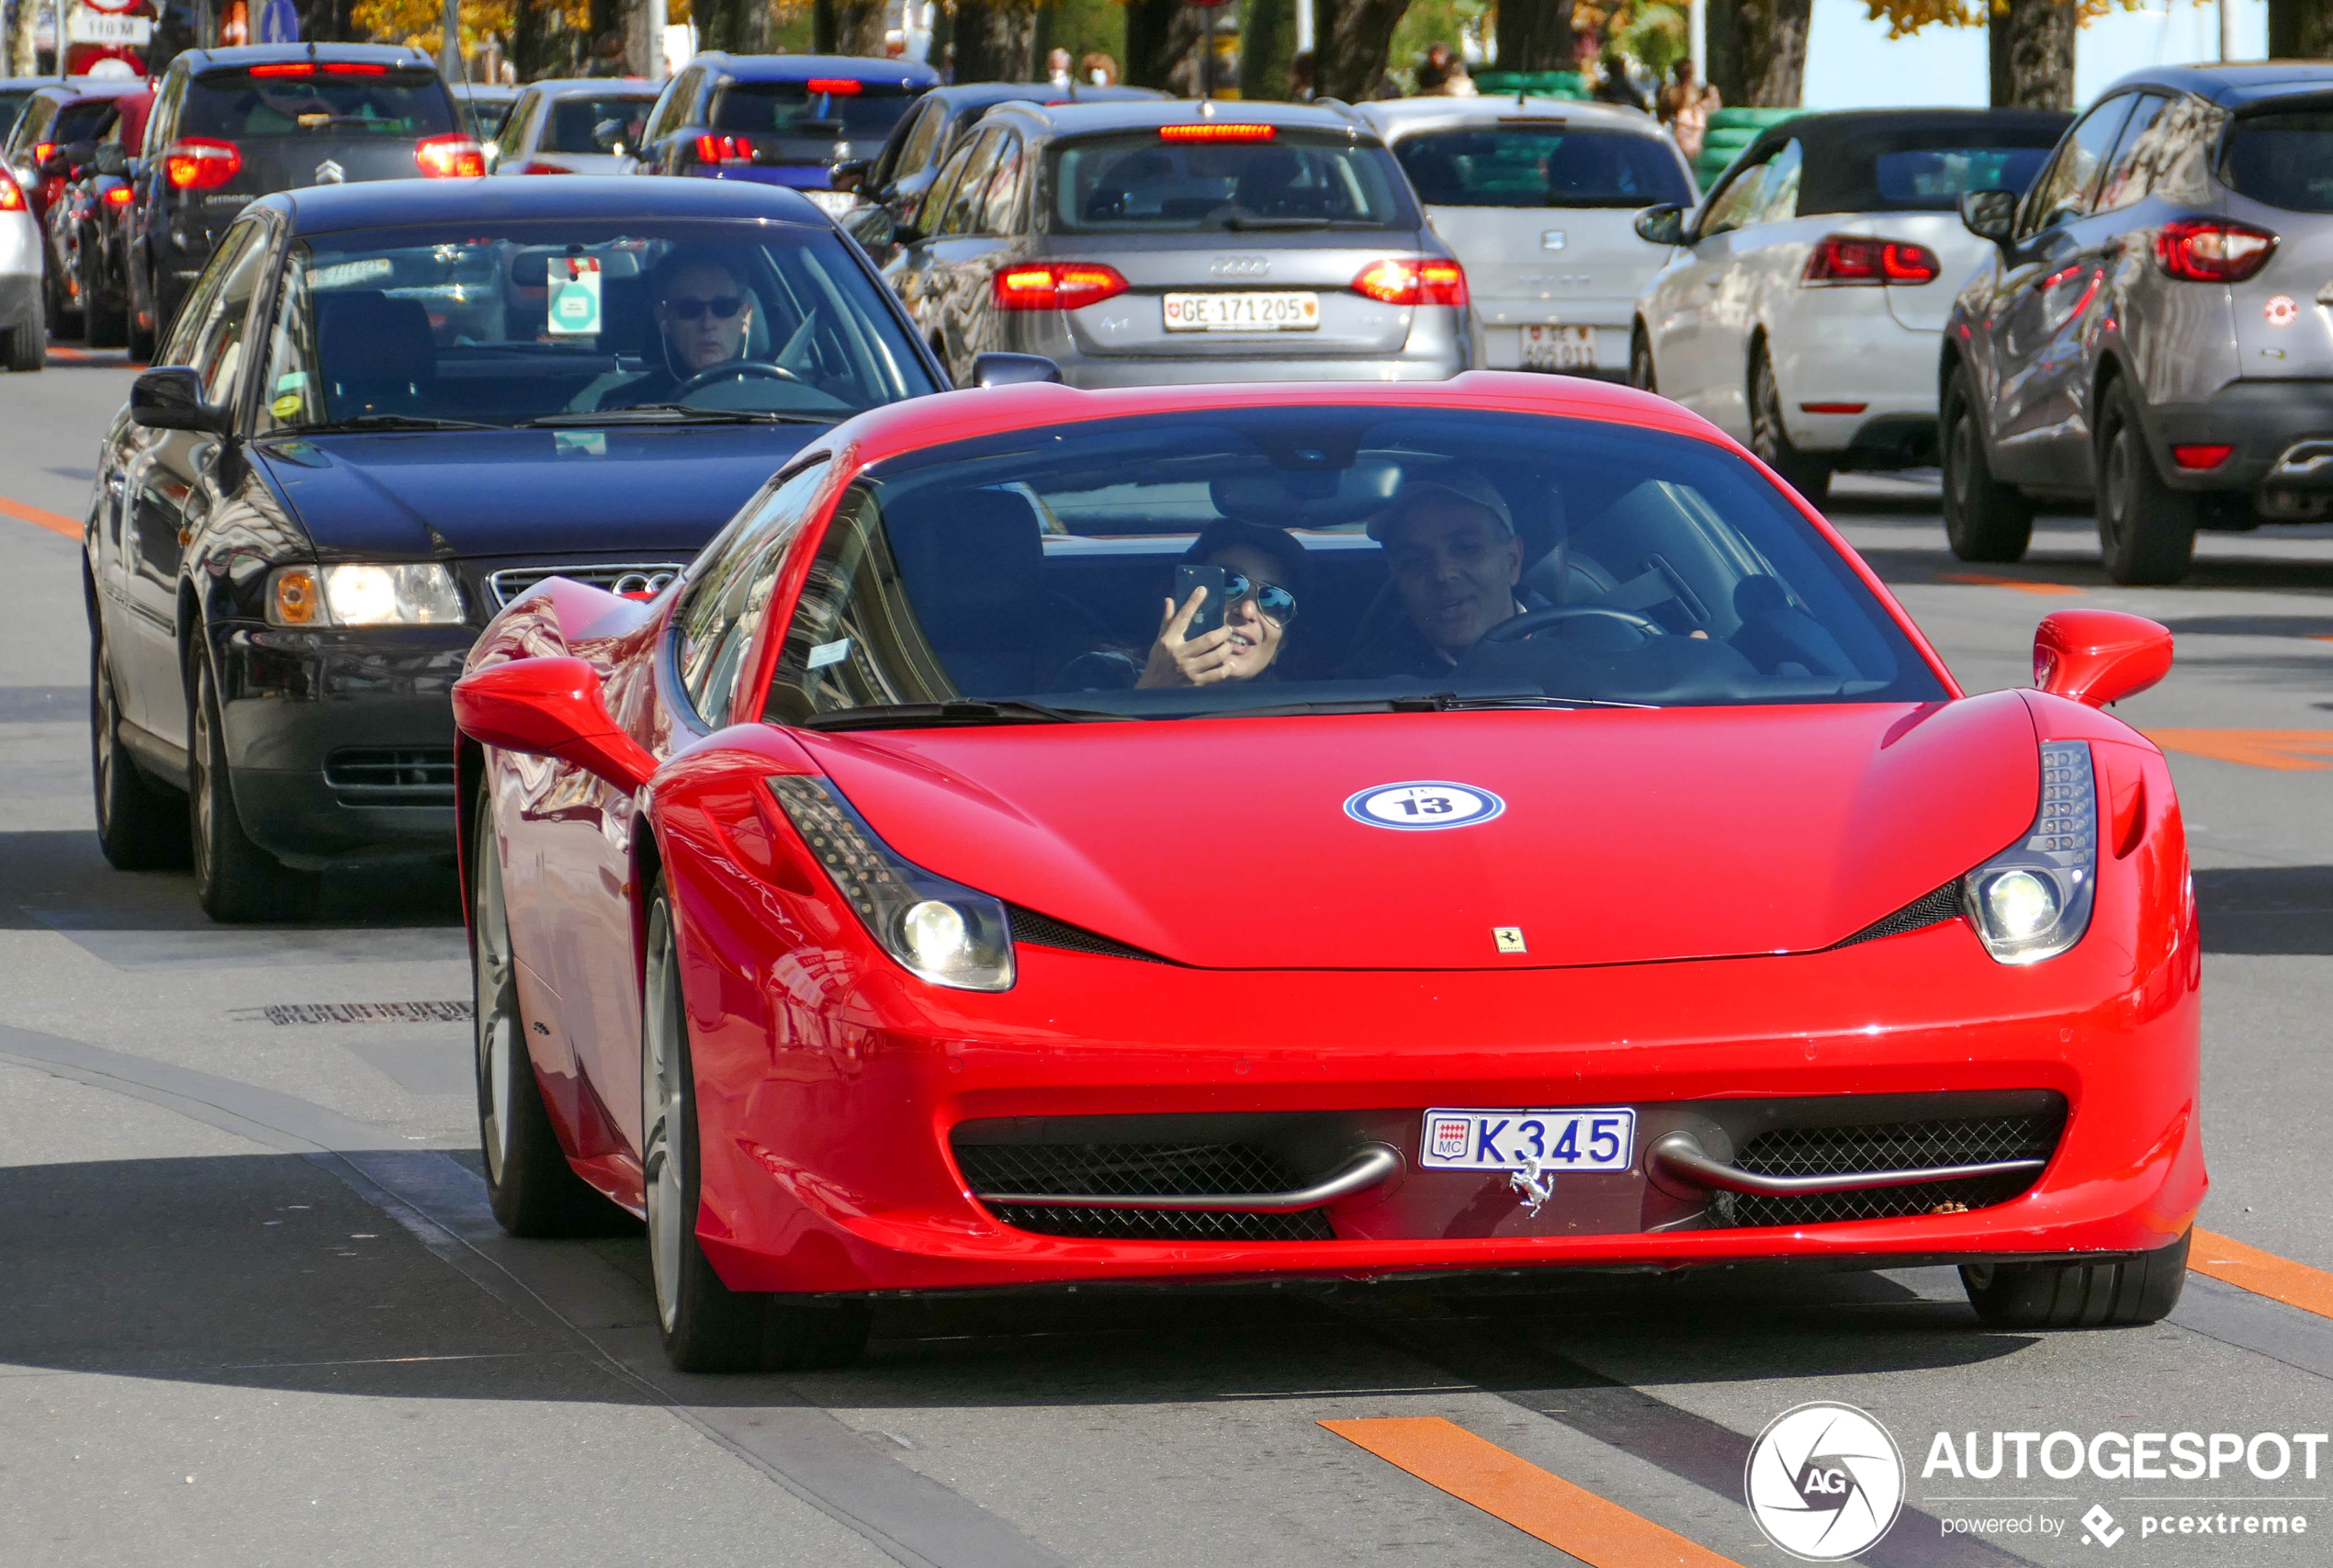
xmin=323 ymin=747 xmax=457 ymax=805
xmin=486 ymin=562 xmax=685 ymax=608
xmin=1833 ymin=882 xmax=1964 ymax=948
xmin=955 ymin=1139 xmax=1336 ymax=1242
xmin=1712 ymin=1111 xmax=2064 ymax=1228
xmin=1005 ymin=905 xmax=1172 ymax=964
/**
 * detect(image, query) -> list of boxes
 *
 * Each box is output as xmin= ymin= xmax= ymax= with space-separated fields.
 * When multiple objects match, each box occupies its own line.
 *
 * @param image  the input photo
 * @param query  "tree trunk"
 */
xmin=1494 ymin=0 xmax=1572 ymax=74
xmin=1315 ymin=0 xmax=1412 ymax=100
xmin=2268 ymin=0 xmax=2333 ymax=56
xmin=1703 ymin=0 xmax=1745 ymax=103
xmin=511 ymin=0 xmax=552 ymax=78
xmin=1990 ymin=0 xmax=2073 ymax=110
xmin=1242 ymin=0 xmax=1299 ymax=98
xmin=1734 ymin=0 xmax=1809 ymax=107
xmin=1124 ymin=0 xmax=1208 ymax=94
xmin=953 ymin=0 xmax=1036 ymax=78
xmin=7 ymin=0 xmax=37 ymax=75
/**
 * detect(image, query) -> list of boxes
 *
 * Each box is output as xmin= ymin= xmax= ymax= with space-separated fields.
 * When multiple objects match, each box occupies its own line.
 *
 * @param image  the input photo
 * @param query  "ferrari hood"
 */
xmin=798 ymin=694 xmax=2042 ymax=971
xmin=252 ymin=425 xmax=811 ymax=560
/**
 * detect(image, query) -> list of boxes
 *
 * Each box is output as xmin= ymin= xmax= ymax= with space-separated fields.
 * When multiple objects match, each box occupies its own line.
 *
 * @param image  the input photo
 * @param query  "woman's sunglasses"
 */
xmin=1222 ymin=573 xmax=1298 ymax=625
xmin=667 ymin=294 xmax=746 ymax=321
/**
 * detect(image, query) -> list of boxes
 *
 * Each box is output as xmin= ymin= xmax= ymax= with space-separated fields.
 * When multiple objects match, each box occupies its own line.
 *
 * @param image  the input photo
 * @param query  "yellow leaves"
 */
xmin=1862 ymin=0 xmax=2151 ymax=38
xmin=348 ymin=0 xmax=573 ymax=55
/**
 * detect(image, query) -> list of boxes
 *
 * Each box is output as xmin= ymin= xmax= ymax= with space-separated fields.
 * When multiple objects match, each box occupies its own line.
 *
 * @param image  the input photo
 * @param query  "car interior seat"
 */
xmin=313 ymin=289 xmax=434 ymax=416
xmin=885 ymin=486 xmax=1107 ymax=695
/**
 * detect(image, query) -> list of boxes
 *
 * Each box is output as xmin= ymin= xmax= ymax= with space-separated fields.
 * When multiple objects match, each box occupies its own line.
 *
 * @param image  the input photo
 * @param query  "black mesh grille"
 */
xmin=956 ymin=1140 xmax=1336 ymax=1241
xmin=323 ymin=747 xmax=456 ymax=803
xmin=986 ymin=1205 xmax=1336 ymax=1241
xmin=1713 ymin=1111 xmax=2063 ymax=1228
xmin=1833 ymin=882 xmax=1964 ymax=948
xmin=1006 ymin=906 xmax=1172 ymax=964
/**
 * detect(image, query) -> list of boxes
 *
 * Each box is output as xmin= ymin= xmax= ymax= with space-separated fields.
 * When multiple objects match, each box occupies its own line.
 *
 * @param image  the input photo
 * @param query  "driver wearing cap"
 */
xmin=1339 ymin=473 xmax=1536 ymax=678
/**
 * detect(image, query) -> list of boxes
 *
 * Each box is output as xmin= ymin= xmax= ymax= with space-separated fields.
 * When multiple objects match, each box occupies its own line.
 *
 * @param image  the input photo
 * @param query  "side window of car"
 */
xmin=2150 ymin=96 xmax=2224 ymax=206
xmin=498 ymin=89 xmax=538 ymax=160
xmin=159 ymin=219 xmax=256 ymax=366
xmin=979 ymin=131 xmax=1026 ymax=234
xmin=939 ymin=127 xmax=1006 ymax=237
xmin=1696 ymin=153 xmax=1771 ymax=240
xmin=644 ymin=70 xmax=693 ymax=145
xmin=894 ymin=101 xmax=947 ymax=181
xmin=917 ymin=141 xmax=976 ymax=234
xmin=2018 ymin=94 xmax=2136 ymax=238
xmin=1754 ymin=140 xmax=1803 ymax=224
xmin=144 ymin=70 xmax=182 ymax=156
xmin=2094 ymin=94 xmax=2169 ymax=213
xmin=673 ymin=459 xmax=833 ymax=728
xmin=177 ymin=221 xmax=274 ymax=410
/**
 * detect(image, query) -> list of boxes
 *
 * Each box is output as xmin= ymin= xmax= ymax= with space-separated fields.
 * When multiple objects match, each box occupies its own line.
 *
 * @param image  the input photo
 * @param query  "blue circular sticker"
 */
xmin=1344 ymin=781 xmax=1505 ymax=831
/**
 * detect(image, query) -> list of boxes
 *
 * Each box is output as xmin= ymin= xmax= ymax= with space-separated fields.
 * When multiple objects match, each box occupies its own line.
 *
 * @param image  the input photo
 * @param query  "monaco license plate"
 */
xmin=1420 ymin=1107 xmax=1637 ymax=1171
xmin=1163 ymin=291 xmax=1321 ymax=333
xmin=1520 ymin=324 xmax=1597 ymax=370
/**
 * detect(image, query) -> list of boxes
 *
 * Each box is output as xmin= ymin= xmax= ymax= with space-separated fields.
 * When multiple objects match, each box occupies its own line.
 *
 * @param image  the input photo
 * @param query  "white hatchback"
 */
xmin=1358 ymin=96 xmax=1696 ymax=381
xmin=1629 ymin=108 xmax=2068 ymax=502
xmin=488 ymin=79 xmax=662 ymax=177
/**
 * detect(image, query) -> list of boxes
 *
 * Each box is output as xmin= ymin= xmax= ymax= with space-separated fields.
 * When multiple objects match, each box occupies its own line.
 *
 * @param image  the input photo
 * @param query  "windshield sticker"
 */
xmin=1344 ymin=782 xmax=1505 ymax=831
xmin=308 ymin=257 xmax=392 ymax=290
xmin=547 ymin=255 xmax=603 ymax=337
xmin=808 ymin=637 xmax=852 ymax=670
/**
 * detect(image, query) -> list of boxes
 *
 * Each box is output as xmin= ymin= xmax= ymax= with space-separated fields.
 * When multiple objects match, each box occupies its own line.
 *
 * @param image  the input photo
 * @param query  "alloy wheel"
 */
xmin=94 ymin=645 xmax=120 ymax=836
xmin=641 ymin=900 xmax=688 ymax=1335
xmin=189 ymin=664 xmax=216 ymax=892
xmin=471 ymin=807 xmax=518 ymax=1185
xmin=2101 ymin=424 xmax=2135 ymax=554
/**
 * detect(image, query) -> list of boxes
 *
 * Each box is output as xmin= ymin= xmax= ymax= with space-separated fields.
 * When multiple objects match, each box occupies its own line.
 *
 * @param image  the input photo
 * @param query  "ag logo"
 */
xmin=1344 ymin=782 xmax=1505 ymax=831
xmin=1743 ymin=1402 xmax=1904 ymax=1562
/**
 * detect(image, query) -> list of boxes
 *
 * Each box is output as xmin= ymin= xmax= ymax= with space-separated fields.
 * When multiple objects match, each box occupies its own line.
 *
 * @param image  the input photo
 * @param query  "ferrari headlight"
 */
xmin=768 ymin=775 xmax=1015 ymax=991
xmin=267 ymin=563 xmax=464 ymax=626
xmin=1961 ymin=740 xmax=2097 ymax=964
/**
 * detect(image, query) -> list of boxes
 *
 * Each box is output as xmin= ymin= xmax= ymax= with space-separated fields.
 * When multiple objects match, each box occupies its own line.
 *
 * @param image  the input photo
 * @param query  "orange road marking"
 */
xmin=1321 ymin=1416 xmax=1744 ymax=1568
xmin=2191 ymin=1228 xmax=2333 ymax=1321
xmin=2146 ymin=729 xmax=2333 ymax=772
xmin=0 ymin=493 xmax=80 ymax=539
xmin=1938 ymin=572 xmax=2084 ymax=596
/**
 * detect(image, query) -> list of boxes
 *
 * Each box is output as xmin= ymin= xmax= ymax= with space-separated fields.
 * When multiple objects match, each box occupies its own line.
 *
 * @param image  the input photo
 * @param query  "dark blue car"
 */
xmin=628 ymin=52 xmax=940 ymax=211
xmin=85 ymin=175 xmax=946 ymax=919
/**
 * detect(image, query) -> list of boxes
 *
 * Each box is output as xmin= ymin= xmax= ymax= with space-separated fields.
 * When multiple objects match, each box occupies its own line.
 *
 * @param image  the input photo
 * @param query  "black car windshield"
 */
xmin=1807 ymin=128 xmax=2062 ymax=213
xmin=2222 ymin=109 xmax=2333 ymax=211
xmin=1393 ymin=126 xmax=1694 ymax=209
xmin=53 ymin=99 xmax=122 ymax=145
xmin=186 ymin=69 xmax=456 ymax=138
xmin=1051 ymin=130 xmax=1410 ymax=231
xmin=254 ymin=220 xmax=938 ymax=435
xmin=711 ymin=83 xmax=918 ymax=144
xmin=763 ymin=410 xmax=1946 ymax=726
xmin=543 ymin=92 xmax=656 ymax=152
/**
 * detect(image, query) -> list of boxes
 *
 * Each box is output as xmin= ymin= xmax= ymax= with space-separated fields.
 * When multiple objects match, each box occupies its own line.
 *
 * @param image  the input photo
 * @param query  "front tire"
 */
xmin=1961 ymin=1229 xmax=2189 ymax=1328
xmin=91 ymin=625 xmax=187 ymax=869
xmin=82 ymin=235 xmax=125 ymax=349
xmin=2095 ymin=378 xmax=2197 ymax=584
xmin=643 ymin=884 xmax=869 ymax=1372
xmin=1942 ymin=366 xmax=2034 ymax=562
xmin=189 ymin=650 xmax=320 ymax=921
xmin=1749 ymin=343 xmax=1831 ymax=505
xmin=6 ymin=292 xmax=45 ymax=372
xmin=1629 ymin=325 xmax=1658 ymax=394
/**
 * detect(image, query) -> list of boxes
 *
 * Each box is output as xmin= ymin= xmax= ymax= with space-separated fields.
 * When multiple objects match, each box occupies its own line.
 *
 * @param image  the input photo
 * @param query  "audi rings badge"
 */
xmin=613 ymin=570 xmax=676 ymax=601
xmin=1209 ymin=254 xmax=1270 ymax=280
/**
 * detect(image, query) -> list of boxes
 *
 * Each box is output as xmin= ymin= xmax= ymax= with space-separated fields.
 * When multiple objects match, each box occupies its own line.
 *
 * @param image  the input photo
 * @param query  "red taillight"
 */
xmin=694 ymin=133 xmax=755 ymax=164
xmin=1350 ymin=258 xmax=1469 ymax=308
xmin=518 ymin=160 xmax=571 ymax=175
xmin=104 ymin=185 xmax=133 ymax=206
xmin=163 ymin=138 xmax=241 ymax=189
xmin=248 ymin=62 xmax=311 ymax=76
xmin=2172 ymin=444 xmax=2235 ymax=469
xmin=1803 ymin=233 xmax=1942 ymax=286
xmin=414 ymin=133 xmax=485 ymax=178
xmin=0 ymin=172 xmax=22 ymax=211
xmin=1800 ymin=401 xmax=1868 ymax=415
xmin=2155 ymin=217 xmax=2277 ymax=282
xmin=33 ymin=141 xmax=53 ymax=164
xmin=325 ymin=61 xmax=388 ymax=74
xmin=1158 ymin=122 xmax=1276 ymax=143
xmin=806 ymin=77 xmax=862 ymax=95
xmin=992 ymin=262 xmax=1129 ymax=311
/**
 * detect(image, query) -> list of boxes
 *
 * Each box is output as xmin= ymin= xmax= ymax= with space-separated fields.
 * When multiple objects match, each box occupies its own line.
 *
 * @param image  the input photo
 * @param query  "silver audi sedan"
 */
xmin=876 ymin=99 xmax=1471 ymax=387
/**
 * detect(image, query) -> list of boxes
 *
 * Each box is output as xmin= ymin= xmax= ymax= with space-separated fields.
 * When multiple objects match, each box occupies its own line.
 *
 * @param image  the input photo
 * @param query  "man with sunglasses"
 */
xmin=584 ymin=250 xmax=760 ymax=410
xmin=1058 ymin=521 xmax=1309 ymax=689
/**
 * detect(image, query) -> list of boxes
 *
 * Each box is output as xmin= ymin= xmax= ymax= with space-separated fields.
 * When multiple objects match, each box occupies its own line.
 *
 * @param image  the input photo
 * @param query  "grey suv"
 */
xmin=1943 ymin=64 xmax=2333 ymax=583
xmin=882 ymin=99 xmax=1470 ymax=388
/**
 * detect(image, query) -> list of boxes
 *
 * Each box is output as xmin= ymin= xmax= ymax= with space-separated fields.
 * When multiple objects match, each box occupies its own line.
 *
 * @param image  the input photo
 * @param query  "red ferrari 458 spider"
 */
xmin=453 ymin=372 xmax=2199 ymax=1372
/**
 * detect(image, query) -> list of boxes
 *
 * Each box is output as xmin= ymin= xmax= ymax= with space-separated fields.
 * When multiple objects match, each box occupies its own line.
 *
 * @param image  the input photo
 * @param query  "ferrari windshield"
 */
xmin=762 ymin=411 xmax=1946 ymax=724
xmin=254 ymin=220 xmax=937 ymax=434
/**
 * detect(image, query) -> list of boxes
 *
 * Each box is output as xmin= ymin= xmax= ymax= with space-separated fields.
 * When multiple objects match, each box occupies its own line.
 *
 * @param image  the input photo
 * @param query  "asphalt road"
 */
xmin=3 ymin=352 xmax=2329 ymax=1568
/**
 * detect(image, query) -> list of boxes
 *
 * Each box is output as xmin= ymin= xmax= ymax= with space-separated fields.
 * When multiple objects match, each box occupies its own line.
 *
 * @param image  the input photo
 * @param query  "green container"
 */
xmin=1470 ymin=70 xmax=1589 ymax=101
xmin=1693 ymin=107 xmax=1805 ymax=190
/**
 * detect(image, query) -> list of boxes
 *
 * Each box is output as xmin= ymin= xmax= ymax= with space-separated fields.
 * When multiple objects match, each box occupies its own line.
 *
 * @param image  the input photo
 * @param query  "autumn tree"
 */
xmin=2269 ymin=0 xmax=2333 ymax=56
xmin=1861 ymin=0 xmax=2135 ymax=112
xmin=1495 ymin=0 xmax=1573 ymax=73
xmin=1242 ymin=0 xmax=1299 ymax=98
xmin=812 ymin=0 xmax=887 ymax=53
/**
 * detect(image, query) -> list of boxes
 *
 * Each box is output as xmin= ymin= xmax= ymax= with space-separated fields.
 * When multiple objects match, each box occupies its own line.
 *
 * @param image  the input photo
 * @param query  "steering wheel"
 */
xmin=1482 ymin=604 xmax=1669 ymax=643
xmin=671 ymin=360 xmax=805 ymax=400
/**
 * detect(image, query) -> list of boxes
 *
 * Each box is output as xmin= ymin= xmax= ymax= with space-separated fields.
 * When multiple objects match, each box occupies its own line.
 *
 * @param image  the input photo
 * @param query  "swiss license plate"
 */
xmin=1420 ymin=1107 xmax=1637 ymax=1171
xmin=1521 ymin=324 xmax=1597 ymax=370
xmin=1163 ymin=291 xmax=1321 ymax=333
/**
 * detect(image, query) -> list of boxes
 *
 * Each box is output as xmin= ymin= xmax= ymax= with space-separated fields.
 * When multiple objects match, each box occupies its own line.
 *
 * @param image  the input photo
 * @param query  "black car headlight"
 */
xmin=767 ymin=775 xmax=1015 ymax=992
xmin=1962 ymin=740 xmax=2097 ymax=964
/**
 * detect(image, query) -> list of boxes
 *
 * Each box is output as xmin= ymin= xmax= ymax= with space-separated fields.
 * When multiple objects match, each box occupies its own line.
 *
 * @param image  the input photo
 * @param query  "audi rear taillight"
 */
xmin=694 ymin=133 xmax=755 ymax=164
xmin=103 ymin=185 xmax=132 ymax=206
xmin=414 ymin=133 xmax=485 ymax=178
xmin=163 ymin=138 xmax=241 ymax=189
xmin=992 ymin=262 xmax=1129 ymax=311
xmin=2155 ymin=217 xmax=2277 ymax=282
xmin=1803 ymin=233 xmax=1941 ymax=286
xmin=1351 ymin=258 xmax=1469 ymax=307
xmin=0 ymin=171 xmax=22 ymax=211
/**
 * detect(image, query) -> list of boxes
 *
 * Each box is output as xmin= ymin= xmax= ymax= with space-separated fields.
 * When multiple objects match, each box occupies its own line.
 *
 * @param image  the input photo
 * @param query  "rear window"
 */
xmin=53 ymin=100 xmax=120 ymax=145
xmin=2222 ymin=109 xmax=2333 ymax=212
xmin=710 ymin=83 xmax=917 ymax=144
xmin=545 ymin=93 xmax=656 ymax=153
xmin=1051 ymin=130 xmax=1410 ymax=232
xmin=1802 ymin=126 xmax=2065 ymax=214
xmin=186 ymin=69 xmax=456 ymax=139
xmin=1393 ymin=125 xmax=1693 ymax=209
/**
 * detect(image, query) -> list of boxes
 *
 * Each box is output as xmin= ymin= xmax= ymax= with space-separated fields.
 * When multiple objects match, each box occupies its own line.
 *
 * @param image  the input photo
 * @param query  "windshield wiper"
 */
xmin=1394 ymin=691 xmax=1659 ymax=713
xmin=797 ymin=700 xmax=1129 ymax=732
xmin=524 ymin=405 xmax=841 ymax=427
xmin=293 ymin=413 xmax=501 ymax=433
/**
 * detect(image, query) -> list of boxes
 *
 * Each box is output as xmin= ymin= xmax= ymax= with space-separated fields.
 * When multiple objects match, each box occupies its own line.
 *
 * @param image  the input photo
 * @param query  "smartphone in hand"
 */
xmin=1173 ymin=565 xmax=1227 ymax=641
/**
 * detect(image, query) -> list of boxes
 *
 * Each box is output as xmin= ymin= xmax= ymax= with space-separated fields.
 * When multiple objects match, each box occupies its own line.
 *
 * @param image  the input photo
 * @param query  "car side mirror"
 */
xmin=1635 ymin=204 xmax=1686 ymax=247
xmin=92 ymin=142 xmax=128 ymax=175
xmin=452 ymin=656 xmax=657 ymax=795
xmin=972 ymin=353 xmax=1063 ymax=389
xmin=129 ymin=367 xmax=230 ymax=434
xmin=2033 ymin=610 xmax=2172 ymax=707
xmin=1959 ymin=188 xmax=2018 ymax=249
xmin=592 ymin=117 xmax=626 ymax=153
xmin=830 ymin=158 xmax=869 ymax=194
